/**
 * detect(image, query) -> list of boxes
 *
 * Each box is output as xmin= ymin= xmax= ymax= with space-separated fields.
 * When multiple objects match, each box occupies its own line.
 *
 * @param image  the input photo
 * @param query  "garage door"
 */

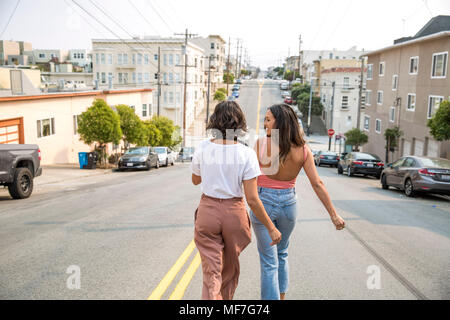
xmin=0 ymin=118 xmax=24 ymax=144
xmin=414 ymin=140 xmax=424 ymax=156
xmin=402 ymin=140 xmax=411 ymax=156
xmin=427 ymin=139 xmax=439 ymax=157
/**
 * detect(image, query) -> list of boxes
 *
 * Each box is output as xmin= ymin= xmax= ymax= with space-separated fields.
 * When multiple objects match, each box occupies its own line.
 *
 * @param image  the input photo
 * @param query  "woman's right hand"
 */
xmin=269 ymin=227 xmax=282 ymax=246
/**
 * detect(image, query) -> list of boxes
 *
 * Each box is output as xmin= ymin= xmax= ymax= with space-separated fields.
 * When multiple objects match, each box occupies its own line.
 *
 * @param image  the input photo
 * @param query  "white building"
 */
xmin=191 ymin=35 xmax=226 ymax=85
xmin=320 ymin=65 xmax=366 ymax=136
xmin=91 ymin=37 xmax=206 ymax=130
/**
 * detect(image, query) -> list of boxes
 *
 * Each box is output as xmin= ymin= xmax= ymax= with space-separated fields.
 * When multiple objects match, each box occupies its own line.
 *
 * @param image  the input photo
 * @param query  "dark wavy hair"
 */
xmin=206 ymin=100 xmax=248 ymax=140
xmin=268 ymin=104 xmax=306 ymax=165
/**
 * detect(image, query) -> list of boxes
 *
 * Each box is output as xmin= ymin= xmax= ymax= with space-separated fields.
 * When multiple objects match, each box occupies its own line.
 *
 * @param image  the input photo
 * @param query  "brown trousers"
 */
xmin=194 ymin=193 xmax=252 ymax=300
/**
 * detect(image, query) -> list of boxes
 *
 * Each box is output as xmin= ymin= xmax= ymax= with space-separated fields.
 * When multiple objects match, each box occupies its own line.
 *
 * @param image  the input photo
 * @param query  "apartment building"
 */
xmin=0 ymin=40 xmax=32 ymax=66
xmin=91 ymin=37 xmax=206 ymax=130
xmin=191 ymin=35 xmax=226 ymax=85
xmin=0 ymin=88 xmax=153 ymax=164
xmin=320 ymin=62 xmax=366 ymax=136
xmin=363 ymin=15 xmax=450 ymax=160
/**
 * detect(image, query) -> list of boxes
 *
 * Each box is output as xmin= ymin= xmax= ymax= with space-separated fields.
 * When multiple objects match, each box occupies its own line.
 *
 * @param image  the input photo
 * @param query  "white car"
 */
xmin=281 ymin=91 xmax=290 ymax=98
xmin=154 ymin=147 xmax=175 ymax=167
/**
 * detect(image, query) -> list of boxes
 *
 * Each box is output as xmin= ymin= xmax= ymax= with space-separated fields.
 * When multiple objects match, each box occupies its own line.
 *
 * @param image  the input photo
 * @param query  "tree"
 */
xmin=296 ymin=92 xmax=323 ymax=117
xmin=142 ymin=120 xmax=162 ymax=147
xmin=213 ymin=90 xmax=226 ymax=101
xmin=77 ymin=99 xmax=122 ymax=164
xmin=291 ymin=84 xmax=311 ymax=101
xmin=427 ymin=100 xmax=450 ymax=141
xmin=384 ymin=126 xmax=403 ymax=163
xmin=344 ymin=128 xmax=368 ymax=151
xmin=116 ymin=104 xmax=147 ymax=148
xmin=223 ymin=72 xmax=234 ymax=84
xmin=217 ymin=88 xmax=227 ymax=95
xmin=149 ymin=116 xmax=182 ymax=148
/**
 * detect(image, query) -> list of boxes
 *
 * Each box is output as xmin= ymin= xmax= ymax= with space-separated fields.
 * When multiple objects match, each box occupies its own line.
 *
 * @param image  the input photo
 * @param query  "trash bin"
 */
xmin=86 ymin=152 xmax=96 ymax=169
xmin=78 ymin=152 xmax=88 ymax=169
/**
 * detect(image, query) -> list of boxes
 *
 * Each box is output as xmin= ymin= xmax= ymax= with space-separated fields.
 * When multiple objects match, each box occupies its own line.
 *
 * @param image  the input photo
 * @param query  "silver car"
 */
xmin=154 ymin=147 xmax=175 ymax=167
xmin=381 ymin=156 xmax=450 ymax=197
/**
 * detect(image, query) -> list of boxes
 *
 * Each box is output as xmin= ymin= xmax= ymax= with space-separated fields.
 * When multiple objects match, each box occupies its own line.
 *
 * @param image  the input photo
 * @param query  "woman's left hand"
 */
xmin=331 ymin=214 xmax=346 ymax=231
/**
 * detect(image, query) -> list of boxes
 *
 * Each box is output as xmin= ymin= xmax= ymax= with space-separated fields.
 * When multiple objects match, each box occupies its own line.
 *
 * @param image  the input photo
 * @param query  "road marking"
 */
xmin=168 ymin=252 xmax=202 ymax=300
xmin=147 ymin=239 xmax=197 ymax=300
xmin=255 ymin=80 xmax=264 ymax=135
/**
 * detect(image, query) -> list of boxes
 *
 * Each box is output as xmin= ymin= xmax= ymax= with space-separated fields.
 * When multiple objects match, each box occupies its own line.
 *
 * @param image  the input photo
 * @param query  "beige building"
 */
xmin=362 ymin=16 xmax=450 ymax=161
xmin=91 ymin=37 xmax=206 ymax=131
xmin=191 ymin=35 xmax=226 ymax=85
xmin=0 ymin=88 xmax=153 ymax=164
xmin=0 ymin=40 xmax=32 ymax=66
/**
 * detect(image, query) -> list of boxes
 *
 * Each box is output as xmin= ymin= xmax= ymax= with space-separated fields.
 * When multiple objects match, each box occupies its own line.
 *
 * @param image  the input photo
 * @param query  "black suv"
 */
xmin=338 ymin=152 xmax=384 ymax=178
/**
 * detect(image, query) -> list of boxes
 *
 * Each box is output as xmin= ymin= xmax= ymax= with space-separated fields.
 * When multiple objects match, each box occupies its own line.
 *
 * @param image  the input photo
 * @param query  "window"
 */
xmin=431 ymin=52 xmax=448 ymax=78
xmin=163 ymin=54 xmax=167 ymax=66
xmin=176 ymin=73 xmax=181 ymax=83
xmin=142 ymin=104 xmax=147 ymax=117
xmin=108 ymin=73 xmax=112 ymax=83
xmin=123 ymin=54 xmax=128 ymax=64
xmin=367 ymin=64 xmax=373 ymax=80
xmin=144 ymin=73 xmax=149 ymax=83
xmin=392 ymin=74 xmax=398 ymax=90
xmin=154 ymin=54 xmax=158 ymax=61
xmin=343 ymin=77 xmax=349 ymax=89
xmin=132 ymin=72 xmax=136 ymax=83
xmin=132 ymin=54 xmax=136 ymax=64
xmin=409 ymin=56 xmax=419 ymax=74
xmin=379 ymin=62 xmax=385 ymax=76
xmin=169 ymin=73 xmax=174 ymax=84
xmin=37 ymin=118 xmax=55 ymax=138
xmin=73 ymin=115 xmax=80 ymax=135
xmin=95 ymin=53 xmax=99 ymax=64
xmin=211 ymin=43 xmax=215 ymax=49
xmin=175 ymin=54 xmax=180 ymax=65
xmin=341 ymin=96 xmax=349 ymax=109
xmin=101 ymin=72 xmax=106 ymax=84
xmin=427 ymin=96 xmax=444 ymax=119
xmin=118 ymin=72 xmax=123 ymax=83
xmin=407 ymin=93 xmax=416 ymax=111
xmin=375 ymin=119 xmax=381 ymax=134
xmin=108 ymin=54 xmax=112 ymax=65
xmin=138 ymin=73 xmax=143 ymax=84
xmin=377 ymin=91 xmax=383 ymax=105
xmin=39 ymin=53 xmax=45 ymax=58
xmin=163 ymin=73 xmax=167 ymax=83
xmin=96 ymin=72 xmax=100 ymax=80
xmin=363 ymin=116 xmax=370 ymax=131
xmin=144 ymin=54 xmax=149 ymax=64
xmin=169 ymin=92 xmax=174 ymax=104
xmin=390 ymin=106 xmax=396 ymax=123
xmin=365 ymin=90 xmax=372 ymax=106
xmin=137 ymin=53 xmax=142 ymax=65
xmin=101 ymin=53 xmax=105 ymax=64
xmin=169 ymin=54 xmax=173 ymax=66
xmin=118 ymin=53 xmax=122 ymax=65
xmin=123 ymin=73 xmax=128 ymax=84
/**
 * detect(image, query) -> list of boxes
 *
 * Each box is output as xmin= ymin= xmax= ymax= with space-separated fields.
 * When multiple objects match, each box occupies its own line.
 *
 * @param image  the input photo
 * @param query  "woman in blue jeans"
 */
xmin=251 ymin=104 xmax=346 ymax=300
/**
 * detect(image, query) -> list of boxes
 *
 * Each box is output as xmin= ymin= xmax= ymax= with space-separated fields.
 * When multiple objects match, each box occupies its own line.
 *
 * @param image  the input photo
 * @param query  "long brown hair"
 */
xmin=268 ymin=104 xmax=306 ymax=165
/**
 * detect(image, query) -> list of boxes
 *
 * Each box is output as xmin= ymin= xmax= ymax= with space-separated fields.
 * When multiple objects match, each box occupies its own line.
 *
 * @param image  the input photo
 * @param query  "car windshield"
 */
xmin=181 ymin=147 xmax=194 ymax=154
xmin=125 ymin=147 xmax=148 ymax=155
xmin=418 ymin=158 xmax=450 ymax=168
xmin=322 ymin=152 xmax=337 ymax=156
xmin=154 ymin=147 xmax=167 ymax=154
xmin=354 ymin=153 xmax=380 ymax=160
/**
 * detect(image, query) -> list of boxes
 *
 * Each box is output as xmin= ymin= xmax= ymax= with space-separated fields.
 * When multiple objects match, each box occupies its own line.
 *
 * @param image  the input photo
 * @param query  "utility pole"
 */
xmin=226 ymin=37 xmax=231 ymax=96
xmin=298 ymin=35 xmax=302 ymax=81
xmin=174 ymin=29 xmax=197 ymax=147
xmin=157 ymin=46 xmax=161 ymax=116
xmin=238 ymin=42 xmax=243 ymax=78
xmin=329 ymin=81 xmax=336 ymax=151
xmin=307 ymin=77 xmax=313 ymax=136
xmin=205 ymin=54 xmax=215 ymax=124
xmin=235 ymin=39 xmax=240 ymax=79
xmin=357 ymin=54 xmax=365 ymax=130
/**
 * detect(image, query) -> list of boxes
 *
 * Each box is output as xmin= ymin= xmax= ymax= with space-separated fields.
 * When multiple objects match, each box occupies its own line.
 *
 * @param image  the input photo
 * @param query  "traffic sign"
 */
xmin=328 ymin=129 xmax=335 ymax=137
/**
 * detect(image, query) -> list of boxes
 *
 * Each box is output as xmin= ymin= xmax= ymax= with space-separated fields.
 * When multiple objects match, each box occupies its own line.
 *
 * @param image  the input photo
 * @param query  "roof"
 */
xmin=0 ymin=88 xmax=152 ymax=102
xmin=321 ymin=67 xmax=363 ymax=74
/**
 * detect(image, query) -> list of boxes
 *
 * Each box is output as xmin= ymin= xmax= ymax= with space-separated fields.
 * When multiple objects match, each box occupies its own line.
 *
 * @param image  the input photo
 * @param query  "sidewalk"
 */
xmin=37 ymin=164 xmax=114 ymax=186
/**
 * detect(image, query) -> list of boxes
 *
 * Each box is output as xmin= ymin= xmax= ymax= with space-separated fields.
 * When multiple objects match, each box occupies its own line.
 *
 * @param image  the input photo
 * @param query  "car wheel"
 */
xmin=8 ymin=167 xmax=33 ymax=199
xmin=145 ymin=160 xmax=151 ymax=171
xmin=404 ymin=179 xmax=416 ymax=197
xmin=171 ymin=159 xmax=175 ymax=166
xmin=381 ymin=174 xmax=389 ymax=190
xmin=155 ymin=160 xmax=160 ymax=169
xmin=165 ymin=159 xmax=169 ymax=167
xmin=337 ymin=164 xmax=343 ymax=174
xmin=347 ymin=166 xmax=353 ymax=177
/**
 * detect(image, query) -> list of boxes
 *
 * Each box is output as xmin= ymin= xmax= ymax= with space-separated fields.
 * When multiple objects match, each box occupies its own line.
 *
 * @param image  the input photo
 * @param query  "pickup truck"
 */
xmin=0 ymin=144 xmax=42 ymax=199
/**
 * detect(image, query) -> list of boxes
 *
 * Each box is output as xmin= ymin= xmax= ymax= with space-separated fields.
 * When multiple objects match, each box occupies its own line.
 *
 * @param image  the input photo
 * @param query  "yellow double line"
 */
xmin=147 ymin=239 xmax=201 ymax=300
xmin=148 ymin=80 xmax=265 ymax=300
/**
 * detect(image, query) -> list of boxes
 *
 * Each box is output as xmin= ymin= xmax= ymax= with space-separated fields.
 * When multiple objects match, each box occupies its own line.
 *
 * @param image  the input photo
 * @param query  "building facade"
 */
xmin=363 ymin=18 xmax=450 ymax=160
xmin=0 ymin=88 xmax=153 ymax=164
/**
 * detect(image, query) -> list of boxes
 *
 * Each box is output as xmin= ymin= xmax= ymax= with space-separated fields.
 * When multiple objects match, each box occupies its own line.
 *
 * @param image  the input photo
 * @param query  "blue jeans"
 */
xmin=250 ymin=186 xmax=298 ymax=300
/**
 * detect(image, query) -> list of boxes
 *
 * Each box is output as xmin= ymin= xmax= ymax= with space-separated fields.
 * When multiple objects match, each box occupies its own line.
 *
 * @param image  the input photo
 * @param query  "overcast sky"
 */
xmin=1 ymin=0 xmax=449 ymax=69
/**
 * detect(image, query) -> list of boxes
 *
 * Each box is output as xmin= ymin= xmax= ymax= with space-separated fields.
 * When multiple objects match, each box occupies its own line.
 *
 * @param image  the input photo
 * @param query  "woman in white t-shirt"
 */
xmin=191 ymin=101 xmax=281 ymax=300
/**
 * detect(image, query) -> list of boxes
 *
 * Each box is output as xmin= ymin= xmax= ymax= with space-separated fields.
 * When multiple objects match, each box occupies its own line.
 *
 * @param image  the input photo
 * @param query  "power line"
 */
xmin=0 ymin=0 xmax=21 ymax=38
xmin=146 ymin=0 xmax=175 ymax=34
xmin=127 ymin=0 xmax=160 ymax=35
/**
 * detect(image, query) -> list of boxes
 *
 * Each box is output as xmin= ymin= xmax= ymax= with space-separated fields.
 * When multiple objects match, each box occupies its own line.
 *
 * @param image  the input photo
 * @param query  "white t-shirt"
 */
xmin=191 ymin=139 xmax=262 ymax=199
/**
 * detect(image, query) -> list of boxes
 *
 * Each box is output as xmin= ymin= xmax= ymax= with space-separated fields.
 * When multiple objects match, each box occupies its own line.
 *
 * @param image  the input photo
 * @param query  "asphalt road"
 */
xmin=0 ymin=80 xmax=449 ymax=300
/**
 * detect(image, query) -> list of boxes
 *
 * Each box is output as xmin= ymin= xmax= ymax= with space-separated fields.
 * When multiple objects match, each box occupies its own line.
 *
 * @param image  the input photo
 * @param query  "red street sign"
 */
xmin=328 ymin=129 xmax=335 ymax=137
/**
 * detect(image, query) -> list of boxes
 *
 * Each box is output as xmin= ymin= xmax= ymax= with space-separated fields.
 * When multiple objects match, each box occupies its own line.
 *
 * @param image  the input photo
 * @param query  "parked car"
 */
xmin=232 ymin=84 xmax=240 ymax=91
xmin=297 ymin=118 xmax=303 ymax=129
xmin=154 ymin=146 xmax=175 ymax=167
xmin=118 ymin=146 xmax=159 ymax=171
xmin=284 ymin=96 xmax=293 ymax=104
xmin=315 ymin=151 xmax=340 ymax=167
xmin=0 ymin=144 xmax=42 ymax=199
xmin=380 ymin=156 xmax=450 ymax=197
xmin=338 ymin=152 xmax=384 ymax=178
xmin=280 ymin=82 xmax=289 ymax=90
xmin=311 ymin=149 xmax=319 ymax=158
xmin=178 ymin=147 xmax=195 ymax=162
xmin=236 ymin=79 xmax=242 ymax=84
xmin=232 ymin=91 xmax=240 ymax=98
xmin=281 ymin=91 xmax=290 ymax=98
